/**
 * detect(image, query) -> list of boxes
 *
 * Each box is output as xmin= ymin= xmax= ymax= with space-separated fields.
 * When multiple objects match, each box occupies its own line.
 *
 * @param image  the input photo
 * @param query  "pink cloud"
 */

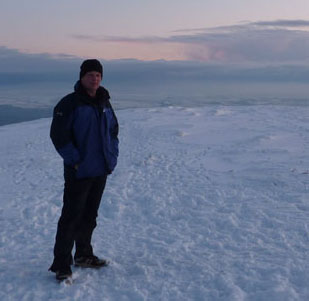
xmin=71 ymin=20 xmax=309 ymax=63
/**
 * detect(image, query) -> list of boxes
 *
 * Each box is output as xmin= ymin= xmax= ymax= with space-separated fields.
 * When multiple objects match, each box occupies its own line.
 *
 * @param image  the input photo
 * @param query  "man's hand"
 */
xmin=74 ymin=164 xmax=79 ymax=170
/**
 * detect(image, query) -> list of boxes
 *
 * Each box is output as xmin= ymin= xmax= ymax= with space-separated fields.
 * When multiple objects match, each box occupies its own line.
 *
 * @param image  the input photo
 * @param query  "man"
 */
xmin=49 ymin=59 xmax=119 ymax=281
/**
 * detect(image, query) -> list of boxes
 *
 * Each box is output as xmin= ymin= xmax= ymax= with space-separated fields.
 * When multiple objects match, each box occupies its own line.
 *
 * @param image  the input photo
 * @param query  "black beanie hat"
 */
xmin=79 ymin=59 xmax=103 ymax=79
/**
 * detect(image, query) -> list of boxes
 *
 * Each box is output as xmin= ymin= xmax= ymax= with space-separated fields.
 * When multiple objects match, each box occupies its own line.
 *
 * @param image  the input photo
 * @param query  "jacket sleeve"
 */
xmin=50 ymin=97 xmax=81 ymax=167
xmin=111 ymin=114 xmax=119 ymax=158
xmin=109 ymin=102 xmax=119 ymax=158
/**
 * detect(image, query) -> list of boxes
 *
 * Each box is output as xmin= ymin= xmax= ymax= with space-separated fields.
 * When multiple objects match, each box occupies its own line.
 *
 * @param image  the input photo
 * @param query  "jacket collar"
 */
xmin=74 ymin=80 xmax=109 ymax=106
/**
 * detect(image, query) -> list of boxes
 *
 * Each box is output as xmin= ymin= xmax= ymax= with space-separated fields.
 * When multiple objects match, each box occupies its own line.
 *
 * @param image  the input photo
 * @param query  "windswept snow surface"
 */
xmin=0 ymin=104 xmax=308 ymax=300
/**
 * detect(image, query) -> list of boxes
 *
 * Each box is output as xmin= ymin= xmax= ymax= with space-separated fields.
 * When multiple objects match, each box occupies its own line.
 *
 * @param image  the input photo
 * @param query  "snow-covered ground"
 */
xmin=0 ymin=104 xmax=308 ymax=300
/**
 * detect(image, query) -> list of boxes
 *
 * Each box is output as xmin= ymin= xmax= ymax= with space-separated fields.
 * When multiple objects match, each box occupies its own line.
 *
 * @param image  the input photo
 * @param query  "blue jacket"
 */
xmin=50 ymin=81 xmax=119 ymax=179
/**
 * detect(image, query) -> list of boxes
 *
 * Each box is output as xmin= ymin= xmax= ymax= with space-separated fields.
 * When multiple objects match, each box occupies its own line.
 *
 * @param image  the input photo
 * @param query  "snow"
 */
xmin=0 ymin=104 xmax=308 ymax=300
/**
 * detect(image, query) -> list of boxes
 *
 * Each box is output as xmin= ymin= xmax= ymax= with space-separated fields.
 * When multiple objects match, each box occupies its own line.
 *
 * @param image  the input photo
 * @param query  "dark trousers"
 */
xmin=50 ymin=166 xmax=107 ymax=271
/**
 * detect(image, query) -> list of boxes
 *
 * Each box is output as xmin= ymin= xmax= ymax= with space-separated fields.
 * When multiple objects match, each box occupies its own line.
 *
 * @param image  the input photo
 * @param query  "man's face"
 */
xmin=81 ymin=71 xmax=102 ymax=92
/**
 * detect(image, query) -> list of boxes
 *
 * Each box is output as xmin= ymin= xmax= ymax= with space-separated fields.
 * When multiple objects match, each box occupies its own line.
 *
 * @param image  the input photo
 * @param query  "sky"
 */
xmin=1 ymin=0 xmax=309 ymax=63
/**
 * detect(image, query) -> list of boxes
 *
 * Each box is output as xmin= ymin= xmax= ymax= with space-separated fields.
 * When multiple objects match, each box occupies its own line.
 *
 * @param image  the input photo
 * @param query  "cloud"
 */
xmin=2 ymin=45 xmax=309 ymax=86
xmin=252 ymin=19 xmax=309 ymax=28
xmin=71 ymin=34 xmax=164 ymax=44
xmin=0 ymin=46 xmax=82 ymax=84
xmin=173 ymin=19 xmax=309 ymax=35
xmin=72 ymin=19 xmax=309 ymax=63
xmin=0 ymin=46 xmax=80 ymax=73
